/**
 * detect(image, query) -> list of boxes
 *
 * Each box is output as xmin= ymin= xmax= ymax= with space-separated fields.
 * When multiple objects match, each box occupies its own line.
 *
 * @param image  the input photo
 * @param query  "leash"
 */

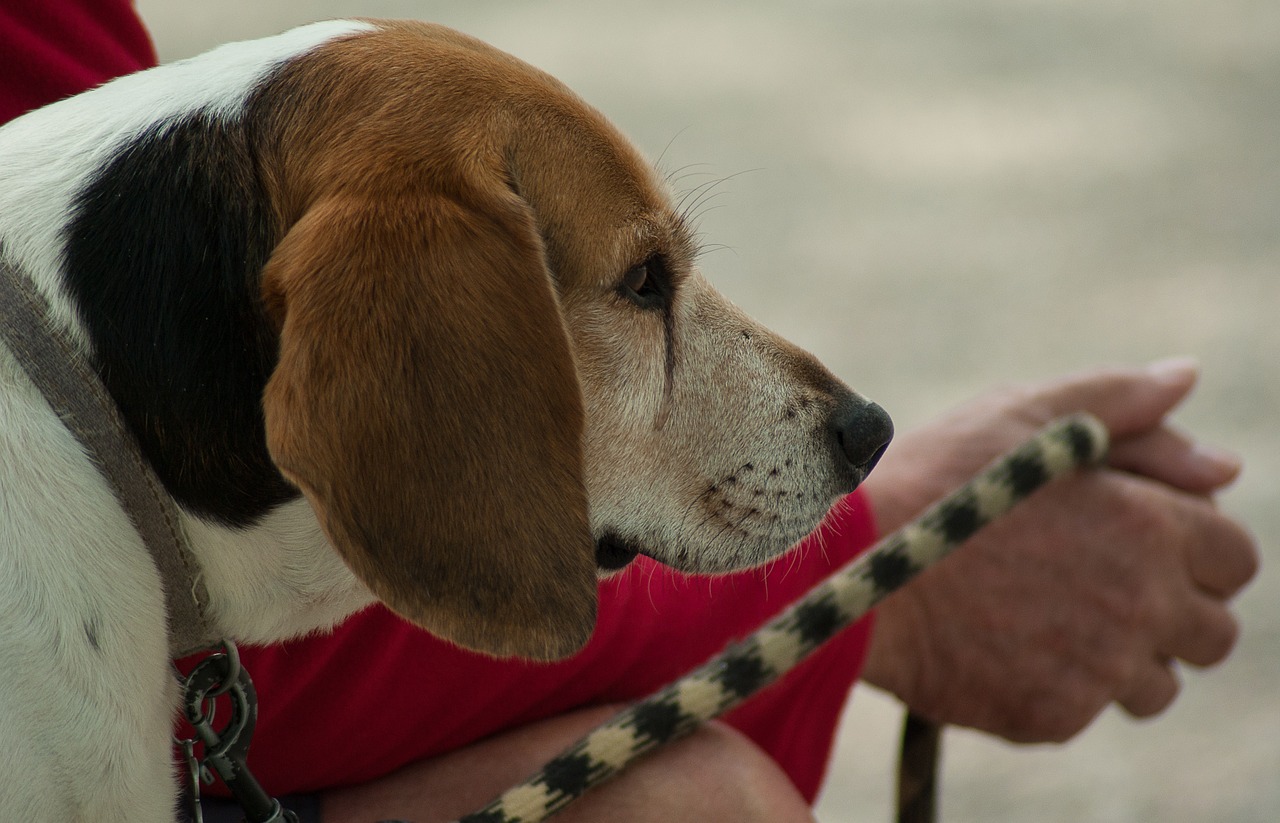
xmin=436 ymin=413 xmax=1109 ymax=823
xmin=898 ymin=710 xmax=943 ymax=823
xmin=0 ymin=248 xmax=297 ymax=822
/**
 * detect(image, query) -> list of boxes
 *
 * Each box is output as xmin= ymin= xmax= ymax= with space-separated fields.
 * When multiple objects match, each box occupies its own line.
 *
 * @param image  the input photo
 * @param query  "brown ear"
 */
xmin=260 ymin=191 xmax=596 ymax=660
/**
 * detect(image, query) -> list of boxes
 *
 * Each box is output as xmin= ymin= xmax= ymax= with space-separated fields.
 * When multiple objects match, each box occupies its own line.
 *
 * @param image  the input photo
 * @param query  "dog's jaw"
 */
xmin=594 ymin=533 xmax=643 ymax=572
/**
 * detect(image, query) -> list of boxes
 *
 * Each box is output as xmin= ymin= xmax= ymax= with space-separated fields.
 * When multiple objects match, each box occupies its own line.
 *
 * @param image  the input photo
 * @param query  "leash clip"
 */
xmin=177 ymin=641 xmax=299 ymax=823
xmin=176 ymin=737 xmax=207 ymax=823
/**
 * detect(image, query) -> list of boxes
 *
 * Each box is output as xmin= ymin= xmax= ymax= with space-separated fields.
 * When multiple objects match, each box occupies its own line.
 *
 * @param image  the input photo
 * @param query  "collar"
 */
xmin=0 ymin=246 xmax=218 ymax=657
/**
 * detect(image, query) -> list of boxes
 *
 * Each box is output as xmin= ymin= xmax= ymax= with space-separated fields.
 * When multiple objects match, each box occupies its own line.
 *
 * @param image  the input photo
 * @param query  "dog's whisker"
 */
xmin=663 ymin=163 xmax=718 ymax=189
xmin=676 ymin=182 xmax=727 ymax=222
xmin=685 ymin=201 xmax=732 ymax=229
xmin=675 ymin=167 xmax=763 ymax=226
xmin=692 ymin=242 xmax=736 ymax=262
xmin=673 ymin=177 xmax=725 ymax=218
xmin=654 ymin=126 xmax=695 ymax=172
xmin=682 ymin=186 xmax=734 ymax=220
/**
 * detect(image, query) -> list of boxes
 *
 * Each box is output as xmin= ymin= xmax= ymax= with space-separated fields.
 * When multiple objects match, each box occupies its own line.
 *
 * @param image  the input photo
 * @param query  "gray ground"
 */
xmin=136 ymin=1 xmax=1279 ymax=820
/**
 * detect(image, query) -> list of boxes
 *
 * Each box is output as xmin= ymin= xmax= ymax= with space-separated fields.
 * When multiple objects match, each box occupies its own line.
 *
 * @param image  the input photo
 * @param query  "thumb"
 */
xmin=1036 ymin=358 xmax=1241 ymax=494
xmin=1036 ymin=357 xmax=1199 ymax=438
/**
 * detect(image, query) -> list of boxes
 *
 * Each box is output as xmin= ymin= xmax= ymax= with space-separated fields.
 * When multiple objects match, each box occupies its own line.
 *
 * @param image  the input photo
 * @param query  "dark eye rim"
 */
xmin=617 ymin=255 xmax=670 ymax=310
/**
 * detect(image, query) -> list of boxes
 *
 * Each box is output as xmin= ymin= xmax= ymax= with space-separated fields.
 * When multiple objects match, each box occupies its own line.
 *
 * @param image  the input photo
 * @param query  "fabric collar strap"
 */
xmin=0 ymin=246 xmax=217 ymax=656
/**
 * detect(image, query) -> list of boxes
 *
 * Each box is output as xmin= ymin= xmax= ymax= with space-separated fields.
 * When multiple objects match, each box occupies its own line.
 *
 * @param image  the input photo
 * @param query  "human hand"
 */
xmin=859 ymin=359 xmax=1258 ymax=743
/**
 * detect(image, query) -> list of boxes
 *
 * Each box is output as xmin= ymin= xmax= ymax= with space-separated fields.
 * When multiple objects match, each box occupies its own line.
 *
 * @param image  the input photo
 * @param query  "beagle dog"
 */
xmin=0 ymin=19 xmax=892 ymax=821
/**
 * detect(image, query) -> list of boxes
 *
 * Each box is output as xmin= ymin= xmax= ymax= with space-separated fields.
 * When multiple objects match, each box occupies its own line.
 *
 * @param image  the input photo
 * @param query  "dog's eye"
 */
xmin=623 ymin=264 xmax=650 ymax=294
xmin=619 ymin=257 xmax=668 ymax=309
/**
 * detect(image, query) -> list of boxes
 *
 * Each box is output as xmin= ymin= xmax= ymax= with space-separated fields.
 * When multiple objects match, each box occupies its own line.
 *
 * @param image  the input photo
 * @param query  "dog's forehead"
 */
xmin=263 ymin=21 xmax=687 ymax=288
xmin=504 ymin=109 xmax=693 ymax=292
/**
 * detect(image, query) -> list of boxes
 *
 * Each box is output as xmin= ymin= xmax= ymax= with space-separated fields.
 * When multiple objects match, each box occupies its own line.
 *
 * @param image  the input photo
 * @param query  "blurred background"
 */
xmin=135 ymin=1 xmax=1278 ymax=820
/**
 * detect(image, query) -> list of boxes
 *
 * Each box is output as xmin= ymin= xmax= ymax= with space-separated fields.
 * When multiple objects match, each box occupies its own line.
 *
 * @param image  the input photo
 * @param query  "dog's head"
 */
xmin=256 ymin=22 xmax=892 ymax=659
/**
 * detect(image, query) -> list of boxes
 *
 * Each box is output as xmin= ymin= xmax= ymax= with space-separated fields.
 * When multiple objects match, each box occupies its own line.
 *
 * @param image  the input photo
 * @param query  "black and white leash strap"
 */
xmin=173 ymin=414 xmax=1105 ymax=823
xmin=429 ymin=413 xmax=1110 ymax=823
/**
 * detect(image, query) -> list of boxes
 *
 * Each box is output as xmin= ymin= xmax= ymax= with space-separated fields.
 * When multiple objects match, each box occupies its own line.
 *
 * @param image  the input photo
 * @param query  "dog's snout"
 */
xmin=830 ymin=399 xmax=893 ymax=475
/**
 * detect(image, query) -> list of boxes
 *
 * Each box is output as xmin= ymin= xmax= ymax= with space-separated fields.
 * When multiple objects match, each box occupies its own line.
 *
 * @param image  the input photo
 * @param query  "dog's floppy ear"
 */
xmin=260 ymin=191 xmax=596 ymax=660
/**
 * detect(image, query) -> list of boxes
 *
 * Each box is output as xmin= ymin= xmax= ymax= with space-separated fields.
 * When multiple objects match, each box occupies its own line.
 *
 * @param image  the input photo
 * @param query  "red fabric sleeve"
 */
xmin=207 ymin=491 xmax=879 ymax=804
xmin=0 ymin=0 xmax=156 ymax=125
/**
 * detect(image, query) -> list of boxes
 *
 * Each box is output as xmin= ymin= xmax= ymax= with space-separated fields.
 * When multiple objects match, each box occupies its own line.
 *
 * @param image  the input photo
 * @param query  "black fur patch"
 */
xmin=63 ymin=112 xmax=298 ymax=526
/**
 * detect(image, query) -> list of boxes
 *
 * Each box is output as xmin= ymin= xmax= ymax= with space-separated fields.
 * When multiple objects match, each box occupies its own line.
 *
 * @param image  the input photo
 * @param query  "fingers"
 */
xmin=1111 ymin=475 xmax=1255 ymax=662
xmin=1117 ymin=657 xmax=1181 ymax=719
xmin=1032 ymin=359 xmax=1244 ymax=495
xmin=1165 ymin=592 xmax=1242 ymax=668
xmin=1181 ymin=501 xmax=1260 ymax=599
xmin=1109 ymin=425 xmax=1243 ymax=495
xmin=1039 ymin=473 xmax=1255 ymax=733
xmin=1030 ymin=357 xmax=1201 ymax=437
xmin=1118 ymin=482 xmax=1255 ymax=716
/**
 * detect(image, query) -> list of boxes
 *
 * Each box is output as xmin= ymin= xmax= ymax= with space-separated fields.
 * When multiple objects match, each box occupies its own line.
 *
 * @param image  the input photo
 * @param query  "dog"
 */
xmin=0 ymin=19 xmax=892 ymax=820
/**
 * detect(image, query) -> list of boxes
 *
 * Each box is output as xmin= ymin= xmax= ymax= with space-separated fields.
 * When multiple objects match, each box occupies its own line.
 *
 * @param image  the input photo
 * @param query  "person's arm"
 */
xmin=320 ymin=705 xmax=818 ymax=823
xmin=859 ymin=358 xmax=1258 ymax=742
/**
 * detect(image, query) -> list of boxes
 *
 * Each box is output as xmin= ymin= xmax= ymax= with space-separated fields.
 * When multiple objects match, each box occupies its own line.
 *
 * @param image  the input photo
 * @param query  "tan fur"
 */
xmin=261 ymin=192 xmax=595 ymax=660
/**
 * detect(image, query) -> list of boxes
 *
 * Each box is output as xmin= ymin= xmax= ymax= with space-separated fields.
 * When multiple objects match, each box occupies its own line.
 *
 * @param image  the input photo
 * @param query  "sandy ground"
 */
xmin=135 ymin=1 xmax=1279 ymax=820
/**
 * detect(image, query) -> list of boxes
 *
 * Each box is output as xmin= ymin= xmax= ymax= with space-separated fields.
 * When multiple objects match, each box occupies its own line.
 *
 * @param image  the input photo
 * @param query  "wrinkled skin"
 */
xmin=860 ymin=359 xmax=1258 ymax=743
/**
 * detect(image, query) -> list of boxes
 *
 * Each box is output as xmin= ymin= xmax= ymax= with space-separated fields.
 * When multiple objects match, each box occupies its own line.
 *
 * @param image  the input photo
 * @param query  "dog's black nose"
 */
xmin=829 ymin=398 xmax=894 ymax=475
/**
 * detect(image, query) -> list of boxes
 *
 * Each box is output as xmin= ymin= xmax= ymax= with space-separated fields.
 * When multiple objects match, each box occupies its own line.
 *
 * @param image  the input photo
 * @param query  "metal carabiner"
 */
xmin=178 ymin=641 xmax=299 ymax=823
xmin=176 ymin=737 xmax=206 ymax=823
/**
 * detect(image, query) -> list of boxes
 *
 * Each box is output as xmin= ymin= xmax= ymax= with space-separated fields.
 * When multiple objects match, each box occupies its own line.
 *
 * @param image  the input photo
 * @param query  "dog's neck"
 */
xmin=181 ymin=499 xmax=376 ymax=645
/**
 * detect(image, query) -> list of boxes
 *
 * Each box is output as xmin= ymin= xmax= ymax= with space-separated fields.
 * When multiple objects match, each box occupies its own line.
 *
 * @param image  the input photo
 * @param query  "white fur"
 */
xmin=0 ymin=345 xmax=176 ymax=821
xmin=0 ymin=21 xmax=377 ymax=822
xmin=182 ymin=501 xmax=375 ymax=645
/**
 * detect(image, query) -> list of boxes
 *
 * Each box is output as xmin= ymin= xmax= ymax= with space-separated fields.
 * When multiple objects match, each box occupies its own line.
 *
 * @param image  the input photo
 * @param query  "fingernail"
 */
xmin=1194 ymin=443 xmax=1244 ymax=479
xmin=1147 ymin=356 xmax=1199 ymax=384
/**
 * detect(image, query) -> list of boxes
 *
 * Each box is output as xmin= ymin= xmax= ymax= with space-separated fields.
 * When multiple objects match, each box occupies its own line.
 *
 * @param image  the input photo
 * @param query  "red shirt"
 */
xmin=231 ymin=494 xmax=877 ymax=802
xmin=2 ymin=1 xmax=880 ymax=804
xmin=0 ymin=0 xmax=155 ymax=124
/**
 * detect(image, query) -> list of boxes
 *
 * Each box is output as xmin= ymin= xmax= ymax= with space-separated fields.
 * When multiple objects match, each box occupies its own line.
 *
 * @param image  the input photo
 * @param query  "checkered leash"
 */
xmin=397 ymin=413 xmax=1109 ymax=823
